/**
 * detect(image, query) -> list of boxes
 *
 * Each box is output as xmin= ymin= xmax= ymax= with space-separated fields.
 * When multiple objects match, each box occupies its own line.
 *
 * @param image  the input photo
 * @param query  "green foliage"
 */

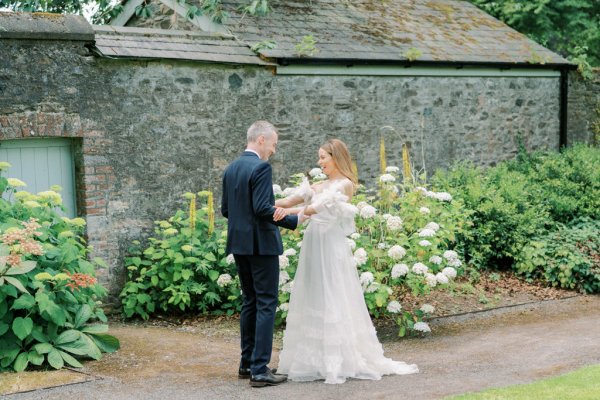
xmin=404 ymin=47 xmax=423 ymax=62
xmin=0 ymin=165 xmax=119 ymax=372
xmin=433 ymin=144 xmax=600 ymax=292
xmin=251 ymin=40 xmax=277 ymax=53
xmin=120 ymin=193 xmax=240 ymax=319
xmin=295 ymin=35 xmax=319 ymax=57
xmin=468 ymin=0 xmax=600 ymax=67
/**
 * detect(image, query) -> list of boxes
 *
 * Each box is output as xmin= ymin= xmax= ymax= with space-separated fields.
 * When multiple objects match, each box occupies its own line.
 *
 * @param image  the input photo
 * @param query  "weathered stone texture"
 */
xmin=568 ymin=70 xmax=600 ymax=145
xmin=0 ymin=39 xmax=565 ymax=298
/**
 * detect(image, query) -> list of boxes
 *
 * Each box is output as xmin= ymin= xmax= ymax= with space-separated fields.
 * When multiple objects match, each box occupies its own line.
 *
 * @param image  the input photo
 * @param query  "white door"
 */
xmin=0 ymin=138 xmax=76 ymax=217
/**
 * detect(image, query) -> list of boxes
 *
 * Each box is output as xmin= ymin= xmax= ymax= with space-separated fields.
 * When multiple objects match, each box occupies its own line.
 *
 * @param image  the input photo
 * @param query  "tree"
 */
xmin=468 ymin=0 xmax=600 ymax=67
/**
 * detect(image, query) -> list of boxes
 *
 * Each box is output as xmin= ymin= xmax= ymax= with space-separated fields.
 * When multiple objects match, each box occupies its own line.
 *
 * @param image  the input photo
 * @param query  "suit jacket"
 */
xmin=221 ymin=151 xmax=298 ymax=255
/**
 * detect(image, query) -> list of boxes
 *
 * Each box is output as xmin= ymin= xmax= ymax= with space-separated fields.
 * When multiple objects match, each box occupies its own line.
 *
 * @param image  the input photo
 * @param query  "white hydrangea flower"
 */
xmin=283 ymin=248 xmax=297 ymax=257
xmin=419 ymin=240 xmax=432 ymax=247
xmin=436 ymin=272 xmax=449 ymax=285
xmin=443 ymin=250 xmax=459 ymax=260
xmin=391 ymin=263 xmax=409 ymax=279
xmin=315 ymin=173 xmax=328 ymax=181
xmin=359 ymin=205 xmax=377 ymax=218
xmin=226 ymin=254 xmax=235 ymax=265
xmin=272 ymin=184 xmax=283 ymax=196
xmin=309 ymin=167 xmax=323 ymax=177
xmin=387 ymin=300 xmax=402 ymax=313
xmin=419 ymin=207 xmax=431 ymax=214
xmin=364 ymin=282 xmax=380 ymax=293
xmin=356 ymin=201 xmax=369 ymax=210
xmin=297 ymin=241 xmax=302 ymax=248
xmin=382 ymin=213 xmax=392 ymax=220
xmin=391 ymin=186 xmax=399 ymax=194
xmin=435 ymin=192 xmax=453 ymax=202
xmin=277 ymin=302 xmax=289 ymax=312
xmin=386 ymin=216 xmax=403 ymax=231
xmin=386 ymin=287 xmax=393 ymax=295
xmin=387 ymin=245 xmax=406 ymax=260
xmin=414 ymin=322 xmax=431 ymax=333
xmin=377 ymin=242 xmax=387 ymax=249
xmin=279 ymin=255 xmax=289 ymax=269
xmin=282 ymin=187 xmax=295 ymax=197
xmin=279 ymin=271 xmax=290 ymax=286
xmin=7 ymin=178 xmax=26 ymax=187
xmin=420 ymin=304 xmax=435 ymax=314
xmin=217 ymin=273 xmax=232 ymax=287
xmin=415 ymin=186 xmax=428 ymax=194
xmin=347 ymin=238 xmax=357 ymax=250
xmin=281 ymin=280 xmax=294 ymax=293
xmin=379 ymin=173 xmax=396 ymax=183
xmin=354 ymin=248 xmax=368 ymax=266
xmin=418 ymin=228 xmax=436 ymax=237
xmin=429 ymin=255 xmax=443 ymax=265
xmin=442 ymin=267 xmax=458 ymax=279
xmin=359 ymin=272 xmax=375 ymax=288
xmin=412 ymin=263 xmax=428 ymax=275
xmin=425 ymin=273 xmax=437 ymax=287
xmin=448 ymin=258 xmax=462 ymax=267
xmin=425 ymin=222 xmax=440 ymax=231
xmin=350 ymin=232 xmax=361 ymax=240
xmin=385 ymin=166 xmax=400 ymax=173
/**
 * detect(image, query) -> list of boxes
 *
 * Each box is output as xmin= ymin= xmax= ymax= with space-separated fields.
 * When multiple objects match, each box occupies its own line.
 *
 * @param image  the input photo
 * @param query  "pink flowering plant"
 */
xmin=0 ymin=164 xmax=119 ymax=372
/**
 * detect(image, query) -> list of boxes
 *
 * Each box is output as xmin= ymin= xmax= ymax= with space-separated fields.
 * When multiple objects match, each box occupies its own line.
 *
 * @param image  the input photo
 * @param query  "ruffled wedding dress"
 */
xmin=277 ymin=180 xmax=419 ymax=384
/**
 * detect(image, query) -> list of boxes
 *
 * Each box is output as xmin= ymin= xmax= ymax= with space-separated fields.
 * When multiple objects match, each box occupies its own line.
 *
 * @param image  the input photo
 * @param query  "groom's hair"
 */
xmin=247 ymin=120 xmax=277 ymax=143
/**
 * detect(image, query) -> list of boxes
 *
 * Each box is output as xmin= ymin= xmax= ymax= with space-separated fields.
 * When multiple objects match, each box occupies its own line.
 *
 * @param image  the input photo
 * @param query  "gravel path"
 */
xmin=3 ymin=295 xmax=599 ymax=400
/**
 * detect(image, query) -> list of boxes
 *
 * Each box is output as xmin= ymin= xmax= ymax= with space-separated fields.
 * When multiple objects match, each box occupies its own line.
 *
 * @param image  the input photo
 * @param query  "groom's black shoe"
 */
xmin=250 ymin=369 xmax=287 ymax=387
xmin=239 ymin=367 xmax=278 ymax=379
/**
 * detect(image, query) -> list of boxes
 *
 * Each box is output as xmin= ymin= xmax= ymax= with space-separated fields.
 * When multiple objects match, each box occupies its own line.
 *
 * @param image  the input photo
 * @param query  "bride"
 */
xmin=273 ymin=139 xmax=419 ymax=384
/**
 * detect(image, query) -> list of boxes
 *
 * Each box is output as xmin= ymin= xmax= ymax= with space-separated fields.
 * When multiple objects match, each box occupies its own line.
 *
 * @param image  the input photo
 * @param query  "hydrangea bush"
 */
xmin=0 ymin=163 xmax=119 ymax=372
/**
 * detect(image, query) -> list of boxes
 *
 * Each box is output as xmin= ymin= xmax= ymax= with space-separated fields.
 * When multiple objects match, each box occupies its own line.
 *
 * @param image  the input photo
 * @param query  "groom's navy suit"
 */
xmin=221 ymin=151 xmax=298 ymax=375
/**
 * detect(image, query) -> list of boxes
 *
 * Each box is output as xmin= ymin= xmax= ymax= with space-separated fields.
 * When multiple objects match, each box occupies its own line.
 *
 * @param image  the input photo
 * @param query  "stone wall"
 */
xmin=0 ymin=33 xmax=565 ymax=299
xmin=568 ymin=70 xmax=600 ymax=145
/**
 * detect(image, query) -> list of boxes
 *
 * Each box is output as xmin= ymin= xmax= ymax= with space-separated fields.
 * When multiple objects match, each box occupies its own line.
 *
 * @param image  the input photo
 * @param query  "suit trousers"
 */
xmin=234 ymin=254 xmax=279 ymax=375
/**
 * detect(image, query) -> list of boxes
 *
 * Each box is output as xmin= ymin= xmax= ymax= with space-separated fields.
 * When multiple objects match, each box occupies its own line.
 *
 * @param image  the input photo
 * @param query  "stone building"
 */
xmin=1 ymin=1 xmax=591 ymax=297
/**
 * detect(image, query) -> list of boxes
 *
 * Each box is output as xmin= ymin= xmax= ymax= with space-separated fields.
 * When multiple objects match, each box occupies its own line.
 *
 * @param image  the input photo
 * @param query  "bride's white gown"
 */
xmin=278 ymin=180 xmax=419 ymax=384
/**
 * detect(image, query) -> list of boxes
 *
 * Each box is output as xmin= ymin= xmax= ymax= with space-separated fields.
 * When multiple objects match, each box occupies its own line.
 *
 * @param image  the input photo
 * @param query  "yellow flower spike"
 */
xmin=352 ymin=161 xmax=359 ymax=181
xmin=207 ymin=191 xmax=215 ymax=236
xmin=189 ymin=193 xmax=197 ymax=234
xmin=7 ymin=178 xmax=26 ymax=188
xmin=34 ymin=272 xmax=53 ymax=281
xmin=52 ymin=273 xmax=70 ymax=281
xmin=402 ymin=143 xmax=412 ymax=184
xmin=379 ymin=137 xmax=387 ymax=175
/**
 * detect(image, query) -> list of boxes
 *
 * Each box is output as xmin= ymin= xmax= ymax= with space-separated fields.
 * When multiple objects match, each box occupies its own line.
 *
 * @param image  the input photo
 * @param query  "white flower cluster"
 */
xmin=354 ymin=248 xmax=368 ymax=266
xmin=412 ymin=263 xmax=428 ymax=275
xmin=359 ymin=205 xmax=377 ymax=219
xmin=379 ymin=173 xmax=396 ymax=183
xmin=442 ymin=267 xmax=458 ymax=279
xmin=419 ymin=207 xmax=431 ymax=214
xmin=347 ymin=238 xmax=357 ymax=250
xmin=391 ymin=263 xmax=409 ymax=279
xmin=309 ymin=167 xmax=323 ymax=177
xmin=217 ymin=273 xmax=232 ymax=287
xmin=420 ymin=304 xmax=435 ymax=314
xmin=429 ymin=255 xmax=443 ymax=265
xmin=386 ymin=215 xmax=403 ymax=231
xmin=277 ymin=303 xmax=289 ymax=312
xmin=364 ymin=282 xmax=380 ymax=293
xmin=413 ymin=322 xmax=431 ymax=333
xmin=435 ymin=272 xmax=449 ymax=285
xmin=425 ymin=222 xmax=440 ymax=231
xmin=377 ymin=242 xmax=387 ymax=249
xmin=282 ymin=187 xmax=295 ymax=197
xmin=359 ymin=272 xmax=375 ymax=290
xmin=279 ymin=270 xmax=290 ymax=286
xmin=350 ymin=232 xmax=361 ymax=240
xmin=387 ymin=245 xmax=406 ymax=260
xmin=283 ymin=248 xmax=297 ymax=257
xmin=418 ymin=228 xmax=436 ymax=237
xmin=385 ymin=166 xmax=400 ymax=173
xmin=272 ymin=184 xmax=283 ymax=196
xmin=425 ymin=273 xmax=437 ymax=287
xmin=419 ymin=240 xmax=431 ymax=247
xmin=281 ymin=280 xmax=294 ymax=293
xmin=386 ymin=300 xmax=402 ymax=313
xmin=425 ymin=190 xmax=453 ymax=202
xmin=225 ymin=254 xmax=235 ymax=265
xmin=279 ymin=255 xmax=289 ymax=269
xmin=443 ymin=250 xmax=462 ymax=267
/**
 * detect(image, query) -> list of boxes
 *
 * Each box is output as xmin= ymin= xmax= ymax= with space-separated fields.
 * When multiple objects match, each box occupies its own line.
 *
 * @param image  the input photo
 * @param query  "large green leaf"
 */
xmin=11 ymin=294 xmax=36 ymax=310
xmin=80 ymin=334 xmax=102 ymax=360
xmin=0 ymin=321 xmax=9 ymax=336
xmin=28 ymin=350 xmax=45 ymax=366
xmin=12 ymin=317 xmax=33 ymax=340
xmin=5 ymin=260 xmax=37 ymax=275
xmin=3 ymin=276 xmax=29 ymax=294
xmin=43 ymin=302 xmax=67 ymax=326
xmin=56 ymin=338 xmax=94 ymax=356
xmin=89 ymin=333 xmax=120 ymax=353
xmin=81 ymin=324 xmax=108 ymax=334
xmin=13 ymin=351 xmax=29 ymax=372
xmin=31 ymin=326 xmax=49 ymax=343
xmin=74 ymin=304 xmax=92 ymax=329
xmin=208 ymin=270 xmax=219 ymax=281
xmin=58 ymin=350 xmax=83 ymax=368
xmin=55 ymin=329 xmax=81 ymax=345
xmin=33 ymin=342 xmax=54 ymax=354
xmin=204 ymin=253 xmax=217 ymax=262
xmin=47 ymin=348 xmax=64 ymax=369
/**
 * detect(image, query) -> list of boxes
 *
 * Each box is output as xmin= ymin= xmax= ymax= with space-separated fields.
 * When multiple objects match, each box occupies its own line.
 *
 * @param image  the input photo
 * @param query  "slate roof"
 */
xmin=93 ymin=25 xmax=272 ymax=65
xmin=215 ymin=0 xmax=571 ymax=66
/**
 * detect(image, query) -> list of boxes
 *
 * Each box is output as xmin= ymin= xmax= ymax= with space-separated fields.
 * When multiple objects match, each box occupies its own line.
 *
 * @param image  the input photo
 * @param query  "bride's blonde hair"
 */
xmin=320 ymin=139 xmax=358 ymax=187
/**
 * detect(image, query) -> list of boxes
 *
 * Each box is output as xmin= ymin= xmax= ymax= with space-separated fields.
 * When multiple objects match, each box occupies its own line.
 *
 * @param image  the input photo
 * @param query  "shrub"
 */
xmin=0 ymin=163 xmax=119 ymax=372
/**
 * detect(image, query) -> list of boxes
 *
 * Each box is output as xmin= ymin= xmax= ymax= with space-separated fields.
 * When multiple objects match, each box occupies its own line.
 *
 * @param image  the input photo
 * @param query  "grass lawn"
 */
xmin=447 ymin=364 xmax=600 ymax=400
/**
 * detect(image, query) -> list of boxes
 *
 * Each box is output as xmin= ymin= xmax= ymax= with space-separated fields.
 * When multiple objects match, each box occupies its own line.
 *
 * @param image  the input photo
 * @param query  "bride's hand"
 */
xmin=273 ymin=207 xmax=288 ymax=221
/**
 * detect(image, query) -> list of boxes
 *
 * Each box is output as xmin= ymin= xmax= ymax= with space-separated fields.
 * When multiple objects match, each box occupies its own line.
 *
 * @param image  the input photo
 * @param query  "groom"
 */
xmin=221 ymin=120 xmax=300 ymax=387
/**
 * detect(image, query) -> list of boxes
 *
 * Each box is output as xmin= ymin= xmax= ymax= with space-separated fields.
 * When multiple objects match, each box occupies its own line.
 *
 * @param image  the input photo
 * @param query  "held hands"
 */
xmin=273 ymin=206 xmax=310 ymax=223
